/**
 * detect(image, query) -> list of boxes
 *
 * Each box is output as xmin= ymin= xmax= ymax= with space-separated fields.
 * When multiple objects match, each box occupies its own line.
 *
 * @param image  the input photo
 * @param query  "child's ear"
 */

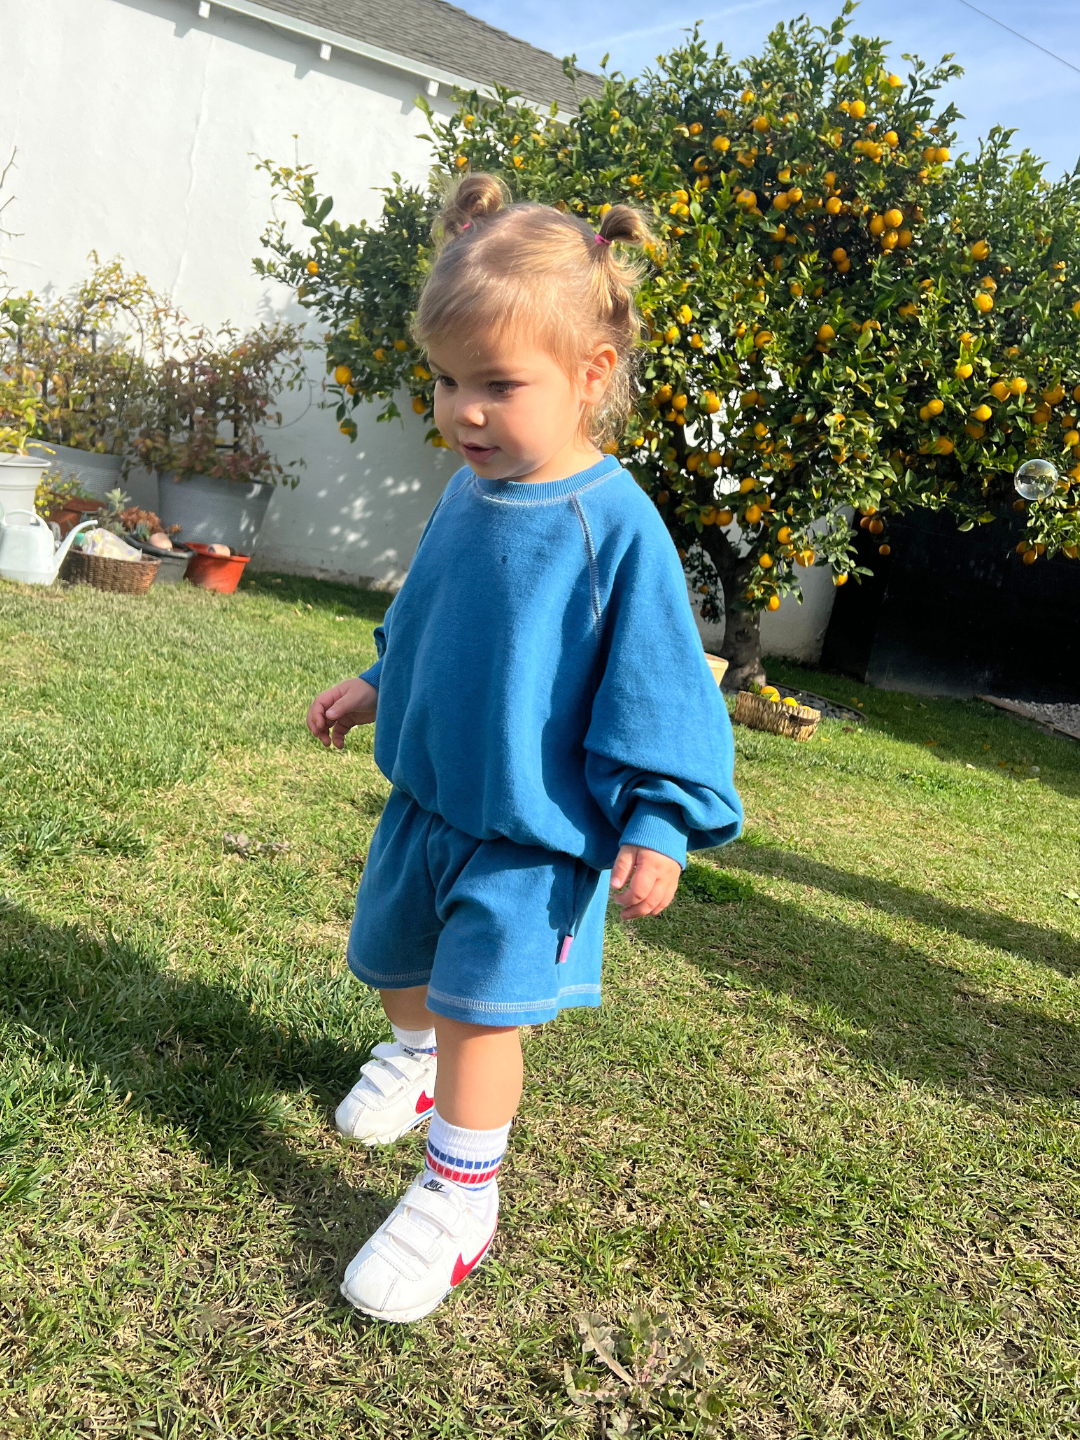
xmin=581 ymin=344 xmax=618 ymax=402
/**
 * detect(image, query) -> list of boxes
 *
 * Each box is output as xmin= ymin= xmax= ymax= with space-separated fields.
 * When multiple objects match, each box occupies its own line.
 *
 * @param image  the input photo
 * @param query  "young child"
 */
xmin=307 ymin=174 xmax=742 ymax=1324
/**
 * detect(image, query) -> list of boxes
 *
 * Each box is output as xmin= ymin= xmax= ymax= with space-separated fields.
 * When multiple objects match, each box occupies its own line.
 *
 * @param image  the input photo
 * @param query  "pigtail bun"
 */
xmin=435 ymin=172 xmax=508 ymax=246
xmin=596 ymin=204 xmax=655 ymax=250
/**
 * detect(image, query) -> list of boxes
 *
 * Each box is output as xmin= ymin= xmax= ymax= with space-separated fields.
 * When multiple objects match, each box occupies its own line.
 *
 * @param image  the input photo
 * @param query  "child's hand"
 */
xmin=307 ymin=678 xmax=378 ymax=749
xmin=609 ymin=845 xmax=682 ymax=920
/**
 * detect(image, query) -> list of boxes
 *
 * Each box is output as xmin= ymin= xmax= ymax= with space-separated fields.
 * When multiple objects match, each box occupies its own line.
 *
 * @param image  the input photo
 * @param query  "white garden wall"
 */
xmin=0 ymin=0 xmax=458 ymax=585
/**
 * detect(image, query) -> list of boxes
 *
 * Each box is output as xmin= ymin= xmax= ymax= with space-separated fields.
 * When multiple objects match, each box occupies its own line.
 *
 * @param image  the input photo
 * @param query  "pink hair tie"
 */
xmin=595 ymin=232 xmax=612 ymax=246
xmin=461 ymin=221 xmax=470 ymax=230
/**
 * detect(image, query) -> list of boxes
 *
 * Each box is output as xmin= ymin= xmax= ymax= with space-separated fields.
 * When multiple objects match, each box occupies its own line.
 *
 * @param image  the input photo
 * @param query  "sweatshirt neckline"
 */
xmin=472 ymin=454 xmax=621 ymax=505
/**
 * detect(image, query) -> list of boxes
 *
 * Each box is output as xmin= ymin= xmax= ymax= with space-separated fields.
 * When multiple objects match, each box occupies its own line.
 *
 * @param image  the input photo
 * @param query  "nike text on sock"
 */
xmin=424 ymin=1110 xmax=510 ymax=1196
xmin=390 ymin=1022 xmax=438 ymax=1055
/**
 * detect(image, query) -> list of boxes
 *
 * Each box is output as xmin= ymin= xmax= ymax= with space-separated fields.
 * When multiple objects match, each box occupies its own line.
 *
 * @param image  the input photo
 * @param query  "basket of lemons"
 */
xmin=733 ymin=684 xmax=821 ymax=741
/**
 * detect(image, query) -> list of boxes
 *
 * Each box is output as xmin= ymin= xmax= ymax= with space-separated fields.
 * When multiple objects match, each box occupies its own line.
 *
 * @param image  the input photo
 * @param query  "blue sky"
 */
xmin=469 ymin=0 xmax=1080 ymax=180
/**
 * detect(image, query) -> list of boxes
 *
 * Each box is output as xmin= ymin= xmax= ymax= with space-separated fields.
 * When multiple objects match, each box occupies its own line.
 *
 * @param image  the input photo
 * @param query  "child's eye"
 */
xmin=435 ymin=374 xmax=456 ymax=388
xmin=489 ymin=381 xmax=519 ymax=396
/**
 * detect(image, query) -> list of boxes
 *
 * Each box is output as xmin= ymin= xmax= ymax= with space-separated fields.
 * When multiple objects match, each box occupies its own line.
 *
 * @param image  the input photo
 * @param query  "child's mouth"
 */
xmin=462 ymin=443 xmax=499 ymax=464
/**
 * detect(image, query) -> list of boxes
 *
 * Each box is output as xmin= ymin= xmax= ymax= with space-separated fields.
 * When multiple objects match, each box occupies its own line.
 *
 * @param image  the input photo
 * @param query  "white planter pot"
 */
xmin=0 ymin=453 xmax=52 ymax=525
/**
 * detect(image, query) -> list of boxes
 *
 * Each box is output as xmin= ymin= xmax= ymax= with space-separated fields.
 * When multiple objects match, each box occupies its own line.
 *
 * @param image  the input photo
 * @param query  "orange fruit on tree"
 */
xmin=975 ymin=294 xmax=994 ymax=313
xmin=712 ymin=135 xmax=730 ymax=151
xmin=739 ymin=477 xmax=758 ymax=492
xmin=878 ymin=543 xmax=891 ymax=555
xmin=412 ymin=396 xmax=426 ymax=414
xmin=717 ymin=509 xmax=734 ymax=525
xmin=759 ymin=552 xmax=774 ymax=569
xmin=672 ymin=393 xmax=688 ymax=411
xmin=869 ymin=214 xmax=885 ymax=236
xmin=306 ymin=260 xmax=319 ymax=275
xmin=990 ymin=381 xmax=1009 ymax=402
xmin=1009 ymin=377 xmax=1028 ymax=395
xmin=702 ymin=391 xmax=720 ymax=413
xmin=818 ymin=323 xmax=835 ymax=342
xmin=826 ymin=197 xmax=843 ymax=215
xmin=744 ymin=504 xmax=763 ymax=523
xmin=883 ymin=208 xmax=903 ymax=229
xmin=776 ymin=526 xmax=793 ymax=544
xmin=971 ymin=239 xmax=990 ymax=260
xmin=767 ymin=594 xmax=781 ymax=610
xmin=334 ymin=364 xmax=352 ymax=385
xmin=834 ymin=571 xmax=849 ymax=585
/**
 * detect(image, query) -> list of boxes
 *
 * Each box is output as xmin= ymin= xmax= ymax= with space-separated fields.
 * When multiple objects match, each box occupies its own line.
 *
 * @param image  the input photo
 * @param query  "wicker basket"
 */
xmin=60 ymin=549 xmax=160 ymax=594
xmin=733 ymin=689 xmax=821 ymax=741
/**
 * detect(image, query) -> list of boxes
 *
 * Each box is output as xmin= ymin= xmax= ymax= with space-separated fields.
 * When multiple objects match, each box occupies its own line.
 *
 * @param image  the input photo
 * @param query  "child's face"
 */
xmin=428 ymin=329 xmax=616 ymax=483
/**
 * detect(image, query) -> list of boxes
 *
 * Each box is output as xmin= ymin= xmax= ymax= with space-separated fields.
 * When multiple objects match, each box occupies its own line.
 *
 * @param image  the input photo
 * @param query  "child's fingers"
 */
xmin=616 ymin=874 xmax=668 ymax=920
xmin=609 ymin=846 xmax=636 ymax=892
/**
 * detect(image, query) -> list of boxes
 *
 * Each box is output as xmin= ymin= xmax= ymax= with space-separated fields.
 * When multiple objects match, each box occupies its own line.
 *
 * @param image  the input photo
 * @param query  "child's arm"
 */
xmin=307 ymin=677 xmax=378 ymax=750
xmin=609 ymin=845 xmax=682 ymax=919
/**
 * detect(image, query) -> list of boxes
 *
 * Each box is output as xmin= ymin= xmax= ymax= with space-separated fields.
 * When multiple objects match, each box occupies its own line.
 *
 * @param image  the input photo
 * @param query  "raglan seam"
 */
xmin=570 ymin=493 xmax=603 ymax=632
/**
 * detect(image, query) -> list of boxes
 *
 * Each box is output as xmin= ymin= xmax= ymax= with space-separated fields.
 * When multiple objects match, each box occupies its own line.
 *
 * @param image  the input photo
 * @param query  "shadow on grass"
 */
xmin=0 ymin=898 xmax=393 ymax=1301
xmin=723 ymin=844 xmax=1080 ymax=981
xmin=243 ymin=573 xmax=391 ymax=623
xmin=670 ymin=879 xmax=1080 ymax=1107
xmin=767 ymin=660 xmax=1080 ymax=802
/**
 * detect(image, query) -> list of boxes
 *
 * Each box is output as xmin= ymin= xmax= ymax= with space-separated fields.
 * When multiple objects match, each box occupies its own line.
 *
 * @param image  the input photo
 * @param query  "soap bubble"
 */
xmin=1014 ymin=458 xmax=1058 ymax=501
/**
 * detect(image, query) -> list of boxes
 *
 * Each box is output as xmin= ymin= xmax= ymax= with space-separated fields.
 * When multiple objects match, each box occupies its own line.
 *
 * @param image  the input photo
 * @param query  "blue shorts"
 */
xmin=346 ymin=788 xmax=610 ymax=1027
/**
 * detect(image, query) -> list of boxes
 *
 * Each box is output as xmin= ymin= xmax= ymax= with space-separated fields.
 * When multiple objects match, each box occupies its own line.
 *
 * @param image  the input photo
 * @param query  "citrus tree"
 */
xmin=256 ymin=5 xmax=1080 ymax=685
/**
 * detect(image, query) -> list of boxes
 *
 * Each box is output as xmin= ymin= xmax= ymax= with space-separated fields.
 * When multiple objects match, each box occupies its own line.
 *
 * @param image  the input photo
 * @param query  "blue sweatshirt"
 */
xmin=360 ymin=455 xmax=742 ymax=871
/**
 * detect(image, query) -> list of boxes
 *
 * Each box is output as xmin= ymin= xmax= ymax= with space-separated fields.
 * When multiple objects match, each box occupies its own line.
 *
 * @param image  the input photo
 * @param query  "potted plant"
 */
xmin=12 ymin=258 xmax=171 ymax=507
xmin=34 ymin=469 xmax=104 ymax=535
xmin=0 ymin=295 xmax=52 ymax=523
xmin=130 ymin=318 xmax=308 ymax=553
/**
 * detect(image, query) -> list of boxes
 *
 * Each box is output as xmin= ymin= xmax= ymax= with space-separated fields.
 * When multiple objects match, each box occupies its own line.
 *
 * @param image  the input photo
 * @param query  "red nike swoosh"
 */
xmin=451 ymin=1225 xmax=496 ymax=1287
xmin=415 ymin=1091 xmax=435 ymax=1115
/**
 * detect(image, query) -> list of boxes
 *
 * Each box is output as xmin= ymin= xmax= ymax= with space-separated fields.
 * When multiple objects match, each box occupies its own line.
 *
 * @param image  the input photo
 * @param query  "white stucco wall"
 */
xmin=686 ymin=516 xmax=839 ymax=667
xmin=0 ymin=0 xmax=459 ymax=584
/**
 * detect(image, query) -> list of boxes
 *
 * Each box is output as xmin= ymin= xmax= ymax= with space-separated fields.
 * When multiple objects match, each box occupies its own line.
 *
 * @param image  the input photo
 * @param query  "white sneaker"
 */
xmin=341 ymin=1172 xmax=498 ymax=1323
xmin=335 ymin=1042 xmax=437 ymax=1146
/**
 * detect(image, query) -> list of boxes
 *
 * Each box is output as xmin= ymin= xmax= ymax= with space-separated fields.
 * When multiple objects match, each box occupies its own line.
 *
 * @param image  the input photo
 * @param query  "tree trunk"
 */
xmin=696 ymin=522 xmax=766 ymax=691
xmin=719 ymin=605 xmax=764 ymax=691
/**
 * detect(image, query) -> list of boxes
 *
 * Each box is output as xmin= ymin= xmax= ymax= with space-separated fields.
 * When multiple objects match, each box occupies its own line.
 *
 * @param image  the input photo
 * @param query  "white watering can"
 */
xmin=0 ymin=504 xmax=98 ymax=585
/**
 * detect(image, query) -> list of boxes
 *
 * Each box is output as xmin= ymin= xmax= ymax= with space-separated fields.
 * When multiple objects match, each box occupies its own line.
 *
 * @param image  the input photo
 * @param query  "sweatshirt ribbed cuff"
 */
xmin=619 ymin=803 xmax=688 ymax=869
xmin=358 ymin=658 xmax=383 ymax=689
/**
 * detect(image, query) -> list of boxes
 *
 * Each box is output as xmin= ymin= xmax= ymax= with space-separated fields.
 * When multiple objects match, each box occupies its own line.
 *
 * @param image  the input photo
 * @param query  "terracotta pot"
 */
xmin=184 ymin=542 xmax=251 ymax=594
xmin=47 ymin=496 xmax=105 ymax=537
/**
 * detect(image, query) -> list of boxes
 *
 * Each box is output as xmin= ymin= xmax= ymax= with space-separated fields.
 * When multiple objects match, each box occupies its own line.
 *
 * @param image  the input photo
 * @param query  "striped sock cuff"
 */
xmin=390 ymin=1023 xmax=438 ymax=1055
xmin=425 ymin=1111 xmax=511 ymax=1191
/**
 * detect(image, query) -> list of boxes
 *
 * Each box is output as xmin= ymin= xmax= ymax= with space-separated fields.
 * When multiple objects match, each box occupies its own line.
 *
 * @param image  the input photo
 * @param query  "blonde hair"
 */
xmin=412 ymin=173 xmax=655 ymax=444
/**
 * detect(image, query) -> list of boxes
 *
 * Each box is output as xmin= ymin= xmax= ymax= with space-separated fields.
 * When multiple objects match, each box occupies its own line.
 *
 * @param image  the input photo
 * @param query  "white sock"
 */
xmin=424 ymin=1109 xmax=509 ymax=1217
xmin=390 ymin=1023 xmax=437 ymax=1056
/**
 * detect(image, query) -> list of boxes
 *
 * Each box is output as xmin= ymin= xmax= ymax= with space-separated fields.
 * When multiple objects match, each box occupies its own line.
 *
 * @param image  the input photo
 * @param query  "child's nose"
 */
xmin=457 ymin=396 xmax=486 ymax=427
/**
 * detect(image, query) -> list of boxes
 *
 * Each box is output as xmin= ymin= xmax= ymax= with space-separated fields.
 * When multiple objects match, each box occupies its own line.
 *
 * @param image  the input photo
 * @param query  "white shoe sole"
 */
xmin=337 ymin=1106 xmax=433 ymax=1147
xmin=340 ymin=1231 xmax=496 ymax=1323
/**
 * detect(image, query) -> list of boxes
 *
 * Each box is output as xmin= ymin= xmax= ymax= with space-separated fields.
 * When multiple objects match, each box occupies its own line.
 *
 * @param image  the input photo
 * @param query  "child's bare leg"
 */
xmin=335 ymin=985 xmax=437 ymax=1144
xmin=379 ymin=984 xmax=433 ymax=1031
xmin=431 ymin=1017 xmax=522 ymax=1129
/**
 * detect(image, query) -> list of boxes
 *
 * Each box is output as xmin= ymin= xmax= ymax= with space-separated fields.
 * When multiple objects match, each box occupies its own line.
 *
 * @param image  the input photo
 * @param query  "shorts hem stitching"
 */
xmin=425 ymin=983 xmax=601 ymax=1015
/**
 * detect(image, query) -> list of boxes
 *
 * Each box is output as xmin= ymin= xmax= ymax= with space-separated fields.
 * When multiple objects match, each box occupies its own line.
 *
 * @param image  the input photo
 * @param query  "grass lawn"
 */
xmin=1 ymin=573 xmax=1078 ymax=1439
